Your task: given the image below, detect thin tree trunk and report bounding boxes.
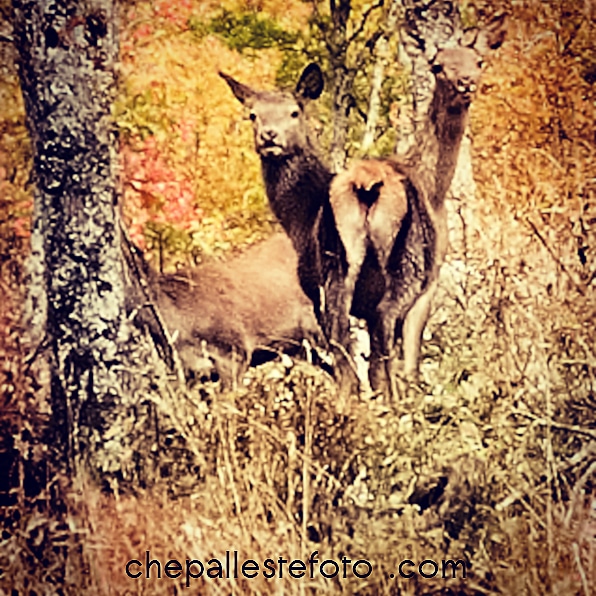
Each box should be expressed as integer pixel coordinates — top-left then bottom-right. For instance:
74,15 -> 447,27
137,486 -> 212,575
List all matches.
360,0 -> 401,153
329,66 -> 352,172
328,0 -> 352,172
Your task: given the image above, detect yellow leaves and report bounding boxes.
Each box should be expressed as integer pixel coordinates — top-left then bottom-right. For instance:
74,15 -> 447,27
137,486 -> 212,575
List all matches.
117,0 -> 306,266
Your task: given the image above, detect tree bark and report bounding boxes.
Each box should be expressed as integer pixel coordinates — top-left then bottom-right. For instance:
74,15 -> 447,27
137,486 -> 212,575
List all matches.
312,0 -> 385,171
360,0 -> 401,153
328,0 -> 352,172
11,0 -> 185,487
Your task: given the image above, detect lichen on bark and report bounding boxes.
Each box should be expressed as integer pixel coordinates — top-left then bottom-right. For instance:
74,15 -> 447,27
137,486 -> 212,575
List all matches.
11,0 -> 200,488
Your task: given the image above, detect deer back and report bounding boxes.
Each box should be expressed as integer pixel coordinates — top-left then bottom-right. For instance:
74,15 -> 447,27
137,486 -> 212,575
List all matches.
153,233 -> 320,386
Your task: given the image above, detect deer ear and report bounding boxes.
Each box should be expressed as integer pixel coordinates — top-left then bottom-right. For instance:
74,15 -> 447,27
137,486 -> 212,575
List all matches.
474,14 -> 507,55
461,27 -> 478,49
219,72 -> 255,105
296,63 -> 324,101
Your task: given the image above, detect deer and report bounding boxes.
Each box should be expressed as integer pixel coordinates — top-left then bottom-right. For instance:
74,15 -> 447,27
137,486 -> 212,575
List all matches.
220,64 -> 367,393
145,233 -> 324,388
328,16 -> 508,398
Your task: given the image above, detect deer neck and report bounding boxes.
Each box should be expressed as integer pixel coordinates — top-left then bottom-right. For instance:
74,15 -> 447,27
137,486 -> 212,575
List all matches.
414,85 -> 470,209
261,150 -> 333,246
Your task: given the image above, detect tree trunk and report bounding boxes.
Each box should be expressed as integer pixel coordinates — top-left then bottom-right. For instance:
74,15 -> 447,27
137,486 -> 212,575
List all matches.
328,0 -> 352,172
360,0 -> 401,153
11,0 -> 184,487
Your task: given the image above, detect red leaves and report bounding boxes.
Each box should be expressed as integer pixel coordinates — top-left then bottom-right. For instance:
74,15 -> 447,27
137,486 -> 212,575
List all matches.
155,0 -> 193,29
121,134 -> 203,249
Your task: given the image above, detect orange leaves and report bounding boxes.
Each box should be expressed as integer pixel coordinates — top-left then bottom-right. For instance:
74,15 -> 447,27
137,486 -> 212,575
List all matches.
155,0 -> 194,29
132,23 -> 154,42
471,1 -> 596,223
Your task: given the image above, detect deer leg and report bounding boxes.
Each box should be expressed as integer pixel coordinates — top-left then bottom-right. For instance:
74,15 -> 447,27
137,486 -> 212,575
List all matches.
323,275 -> 363,397
366,307 -> 398,401
340,247 -> 372,392
402,279 -> 437,382
376,295 -> 404,401
329,200 -> 372,393
369,320 -> 392,398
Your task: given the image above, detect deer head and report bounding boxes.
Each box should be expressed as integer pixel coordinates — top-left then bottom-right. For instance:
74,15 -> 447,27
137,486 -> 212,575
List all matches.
430,14 -> 508,110
220,64 -> 324,159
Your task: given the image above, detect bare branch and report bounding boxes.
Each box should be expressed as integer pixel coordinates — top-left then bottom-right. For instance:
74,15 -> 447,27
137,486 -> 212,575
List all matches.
526,218 -> 585,296
512,408 -> 596,441
347,0 -> 384,46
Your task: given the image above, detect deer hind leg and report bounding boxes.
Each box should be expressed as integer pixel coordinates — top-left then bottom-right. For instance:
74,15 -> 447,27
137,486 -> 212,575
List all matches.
372,294 -> 407,401
328,196 -> 372,394
401,279 -> 437,382
369,334 -> 395,400
340,245 -> 372,393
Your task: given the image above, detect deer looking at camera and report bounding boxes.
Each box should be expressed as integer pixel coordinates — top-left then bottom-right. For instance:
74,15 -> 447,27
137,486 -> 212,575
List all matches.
329,16 -> 507,397
220,65 -> 366,392
146,233 -> 323,388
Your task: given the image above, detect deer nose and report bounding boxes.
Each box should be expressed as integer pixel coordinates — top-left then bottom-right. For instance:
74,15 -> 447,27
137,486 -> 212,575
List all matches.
260,129 -> 278,143
456,78 -> 477,94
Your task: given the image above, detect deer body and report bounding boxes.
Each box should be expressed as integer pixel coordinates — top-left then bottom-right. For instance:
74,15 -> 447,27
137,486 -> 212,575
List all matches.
330,18 -> 507,395
260,151 -> 339,314
221,65 -> 362,391
150,233 -> 322,387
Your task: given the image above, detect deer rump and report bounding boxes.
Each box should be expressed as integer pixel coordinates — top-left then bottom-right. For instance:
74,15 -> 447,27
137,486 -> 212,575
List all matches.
150,233 -> 322,387
331,160 -> 436,360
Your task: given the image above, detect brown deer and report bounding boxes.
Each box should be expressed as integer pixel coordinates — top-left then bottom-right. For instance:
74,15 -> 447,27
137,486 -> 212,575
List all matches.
220,64 -> 365,392
329,16 -> 507,397
148,233 -> 323,387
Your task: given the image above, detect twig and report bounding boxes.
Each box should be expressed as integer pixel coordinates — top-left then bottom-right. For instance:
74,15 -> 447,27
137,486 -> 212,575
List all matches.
544,351 -> 555,584
564,459 -> 596,528
329,338 -> 361,379
120,222 -> 186,385
526,218 -> 585,296
24,333 -> 50,371
573,542 -> 590,596
302,381 -> 313,560
347,0 -> 384,46
218,417 -> 249,541
561,16 -> 585,56
512,408 -> 596,440
496,482 -> 547,530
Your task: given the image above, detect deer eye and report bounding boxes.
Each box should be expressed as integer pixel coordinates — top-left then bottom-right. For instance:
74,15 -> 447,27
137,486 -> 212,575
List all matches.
431,63 -> 444,75
249,112 -> 257,121
477,59 -> 484,68
290,110 -> 300,119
